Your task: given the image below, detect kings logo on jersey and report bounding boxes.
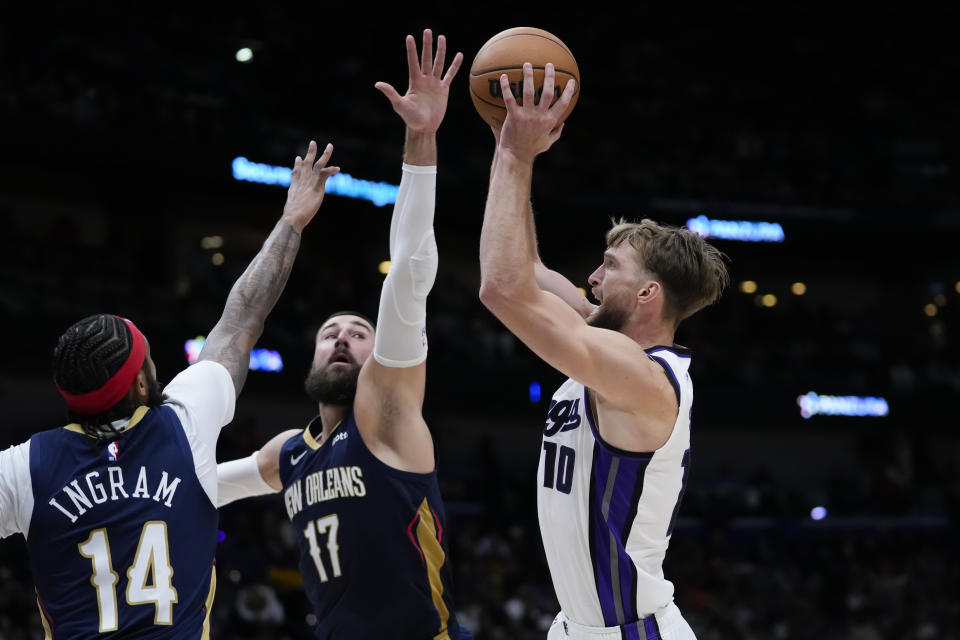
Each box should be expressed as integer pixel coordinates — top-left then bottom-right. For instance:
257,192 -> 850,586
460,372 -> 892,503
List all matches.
107,441 -> 119,461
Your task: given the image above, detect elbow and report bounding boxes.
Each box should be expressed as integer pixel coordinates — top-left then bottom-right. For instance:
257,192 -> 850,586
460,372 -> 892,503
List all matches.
479,279 -> 514,314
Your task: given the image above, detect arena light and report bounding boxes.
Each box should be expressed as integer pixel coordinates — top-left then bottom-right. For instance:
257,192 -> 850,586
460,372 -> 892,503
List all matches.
232,157 -> 399,207
924,304 -> 937,317
797,392 -> 889,419
761,294 -> 777,307
739,280 -> 757,294
235,47 -> 253,63
378,260 -> 391,274
211,252 -> 225,266
185,337 -> 283,371
687,215 -> 785,243
201,235 -> 224,250
791,282 -> 807,295
529,381 -> 541,403
810,506 -> 827,521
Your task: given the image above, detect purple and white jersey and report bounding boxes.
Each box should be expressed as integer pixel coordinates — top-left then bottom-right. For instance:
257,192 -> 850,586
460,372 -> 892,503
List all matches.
537,346 -> 693,629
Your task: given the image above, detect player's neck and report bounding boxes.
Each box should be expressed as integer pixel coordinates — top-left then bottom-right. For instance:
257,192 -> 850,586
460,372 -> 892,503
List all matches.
623,321 -> 675,351
316,403 -> 350,441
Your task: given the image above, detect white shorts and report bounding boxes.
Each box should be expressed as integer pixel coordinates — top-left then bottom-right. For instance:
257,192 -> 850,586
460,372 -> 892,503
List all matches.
547,602 -> 696,640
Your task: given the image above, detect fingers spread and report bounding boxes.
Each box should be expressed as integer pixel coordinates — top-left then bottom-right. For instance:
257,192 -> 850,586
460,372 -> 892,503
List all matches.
313,143 -> 334,171
442,51 -> 464,85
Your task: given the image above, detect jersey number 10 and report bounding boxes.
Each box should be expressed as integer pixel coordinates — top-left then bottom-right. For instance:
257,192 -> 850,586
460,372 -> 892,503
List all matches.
542,441 -> 576,494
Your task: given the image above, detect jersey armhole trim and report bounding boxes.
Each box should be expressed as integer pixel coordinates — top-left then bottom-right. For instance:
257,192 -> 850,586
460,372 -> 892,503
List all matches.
648,355 -> 682,406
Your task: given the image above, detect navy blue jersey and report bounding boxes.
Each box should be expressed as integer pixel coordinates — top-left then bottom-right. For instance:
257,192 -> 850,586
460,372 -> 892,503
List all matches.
27,405 -> 218,639
278,412 -> 459,640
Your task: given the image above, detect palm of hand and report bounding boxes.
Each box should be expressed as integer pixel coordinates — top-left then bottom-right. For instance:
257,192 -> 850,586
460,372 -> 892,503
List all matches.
396,81 -> 449,132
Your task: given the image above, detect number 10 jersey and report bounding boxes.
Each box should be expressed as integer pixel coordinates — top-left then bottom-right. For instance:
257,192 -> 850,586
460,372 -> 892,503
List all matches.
537,346 -> 694,628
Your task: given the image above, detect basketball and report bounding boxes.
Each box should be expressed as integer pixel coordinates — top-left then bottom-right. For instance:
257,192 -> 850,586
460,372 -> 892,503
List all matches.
469,27 -> 580,129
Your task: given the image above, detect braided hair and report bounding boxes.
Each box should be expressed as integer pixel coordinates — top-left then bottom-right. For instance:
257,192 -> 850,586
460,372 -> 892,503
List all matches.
52,314 -> 147,440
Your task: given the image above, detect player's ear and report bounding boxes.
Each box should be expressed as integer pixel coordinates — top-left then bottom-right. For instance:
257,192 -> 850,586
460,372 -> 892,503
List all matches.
132,370 -> 150,403
636,281 -> 661,304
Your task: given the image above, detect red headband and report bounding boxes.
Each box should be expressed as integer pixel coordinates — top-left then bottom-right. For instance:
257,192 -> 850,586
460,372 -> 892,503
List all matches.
57,318 -> 147,415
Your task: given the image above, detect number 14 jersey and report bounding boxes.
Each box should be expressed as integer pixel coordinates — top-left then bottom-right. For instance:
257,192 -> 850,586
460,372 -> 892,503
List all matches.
537,346 -> 694,628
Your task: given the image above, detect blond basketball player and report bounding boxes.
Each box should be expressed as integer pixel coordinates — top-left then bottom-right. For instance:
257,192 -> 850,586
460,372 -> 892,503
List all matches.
479,63 -> 729,640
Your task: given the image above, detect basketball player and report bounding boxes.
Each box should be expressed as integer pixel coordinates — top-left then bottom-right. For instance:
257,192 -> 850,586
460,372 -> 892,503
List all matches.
0,141 -> 339,637
478,63 -> 729,640
215,30 -> 471,640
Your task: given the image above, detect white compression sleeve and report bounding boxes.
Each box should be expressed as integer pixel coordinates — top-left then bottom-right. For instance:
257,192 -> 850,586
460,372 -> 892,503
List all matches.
373,164 -> 438,368
216,451 -> 277,507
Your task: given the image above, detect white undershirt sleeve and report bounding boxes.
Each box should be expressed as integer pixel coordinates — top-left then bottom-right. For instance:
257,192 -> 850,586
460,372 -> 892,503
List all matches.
163,360 -> 236,506
216,451 -> 277,507
0,441 -> 33,539
373,164 -> 438,368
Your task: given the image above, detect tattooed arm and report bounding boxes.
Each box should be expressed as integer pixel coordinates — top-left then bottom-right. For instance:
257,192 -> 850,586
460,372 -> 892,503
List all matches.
198,141 -> 340,395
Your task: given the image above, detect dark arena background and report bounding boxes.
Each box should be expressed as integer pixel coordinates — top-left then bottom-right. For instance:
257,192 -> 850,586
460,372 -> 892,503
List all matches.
1,4 -> 958,639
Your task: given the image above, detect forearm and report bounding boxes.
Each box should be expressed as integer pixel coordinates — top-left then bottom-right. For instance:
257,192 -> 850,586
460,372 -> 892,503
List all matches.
480,151 -> 539,297
374,165 -> 437,367
198,220 -> 301,394
216,451 -> 278,507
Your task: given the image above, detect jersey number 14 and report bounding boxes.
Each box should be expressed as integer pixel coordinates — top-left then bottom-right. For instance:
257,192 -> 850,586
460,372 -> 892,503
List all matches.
78,521 -> 178,632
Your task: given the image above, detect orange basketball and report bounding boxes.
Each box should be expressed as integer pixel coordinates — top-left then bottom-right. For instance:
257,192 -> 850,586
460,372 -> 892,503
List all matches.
469,27 -> 580,129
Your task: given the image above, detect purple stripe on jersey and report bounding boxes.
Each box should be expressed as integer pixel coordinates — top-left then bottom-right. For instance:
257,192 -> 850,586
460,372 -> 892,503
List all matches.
591,442 -> 652,626
591,447 -> 619,625
623,621 -> 642,640
644,615 -> 662,639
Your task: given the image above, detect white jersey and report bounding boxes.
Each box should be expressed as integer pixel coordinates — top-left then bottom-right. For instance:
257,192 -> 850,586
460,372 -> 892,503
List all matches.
537,346 -> 693,628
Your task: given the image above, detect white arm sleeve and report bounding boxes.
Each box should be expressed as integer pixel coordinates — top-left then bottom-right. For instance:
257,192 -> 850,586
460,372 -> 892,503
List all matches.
373,164 -> 438,368
0,441 -> 33,539
216,451 -> 277,508
163,360 -> 236,505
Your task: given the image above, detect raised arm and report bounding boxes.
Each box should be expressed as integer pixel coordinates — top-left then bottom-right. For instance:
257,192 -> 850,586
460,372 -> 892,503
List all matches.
479,64 -> 666,411
488,134 -> 596,319
198,142 -> 339,395
353,29 -> 462,473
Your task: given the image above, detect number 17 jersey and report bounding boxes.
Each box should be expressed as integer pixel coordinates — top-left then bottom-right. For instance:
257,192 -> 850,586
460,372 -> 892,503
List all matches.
278,412 -> 459,640
537,346 -> 694,628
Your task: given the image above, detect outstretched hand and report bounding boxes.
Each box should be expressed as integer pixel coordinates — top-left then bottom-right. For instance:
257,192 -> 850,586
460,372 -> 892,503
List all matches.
282,141 -> 339,233
375,29 -> 464,133
498,62 -> 576,163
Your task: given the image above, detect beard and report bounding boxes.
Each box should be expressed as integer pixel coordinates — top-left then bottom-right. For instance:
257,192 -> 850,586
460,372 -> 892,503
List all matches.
304,361 -> 361,405
587,299 -> 630,331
